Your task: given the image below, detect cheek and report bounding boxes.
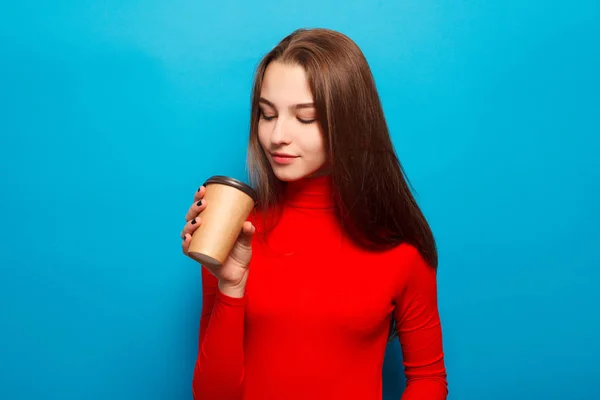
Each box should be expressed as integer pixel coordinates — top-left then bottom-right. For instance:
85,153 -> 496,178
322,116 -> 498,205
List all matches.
257,124 -> 269,148
300,126 -> 326,159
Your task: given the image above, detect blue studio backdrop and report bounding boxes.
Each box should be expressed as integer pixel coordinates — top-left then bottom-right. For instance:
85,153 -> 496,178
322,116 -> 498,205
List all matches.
1,1 -> 599,399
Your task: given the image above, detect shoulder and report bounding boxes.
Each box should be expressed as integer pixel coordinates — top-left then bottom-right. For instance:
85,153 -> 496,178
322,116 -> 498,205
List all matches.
387,242 -> 425,269
387,243 -> 437,291
356,242 -> 425,273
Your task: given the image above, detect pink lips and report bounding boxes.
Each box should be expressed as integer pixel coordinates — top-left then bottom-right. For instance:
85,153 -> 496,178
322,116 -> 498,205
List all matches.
271,152 -> 298,165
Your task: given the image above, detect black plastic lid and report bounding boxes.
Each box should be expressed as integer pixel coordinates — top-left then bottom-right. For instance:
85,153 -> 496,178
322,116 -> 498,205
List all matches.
203,175 -> 258,202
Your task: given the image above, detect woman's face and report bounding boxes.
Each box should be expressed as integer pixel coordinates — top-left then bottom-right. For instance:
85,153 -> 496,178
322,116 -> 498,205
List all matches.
257,61 -> 327,182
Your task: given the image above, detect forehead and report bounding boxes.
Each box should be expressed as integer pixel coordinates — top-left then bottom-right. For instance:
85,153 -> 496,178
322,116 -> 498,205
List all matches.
260,62 -> 314,105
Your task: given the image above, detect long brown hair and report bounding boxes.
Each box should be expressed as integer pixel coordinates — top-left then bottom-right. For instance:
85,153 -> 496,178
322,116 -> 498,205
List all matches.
247,28 -> 437,270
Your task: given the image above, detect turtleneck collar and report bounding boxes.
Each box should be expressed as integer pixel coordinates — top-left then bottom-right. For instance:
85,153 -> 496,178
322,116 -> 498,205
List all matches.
283,174 -> 335,209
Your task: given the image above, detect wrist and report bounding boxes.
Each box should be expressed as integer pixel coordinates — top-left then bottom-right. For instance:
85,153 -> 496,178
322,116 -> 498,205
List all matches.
218,280 -> 246,298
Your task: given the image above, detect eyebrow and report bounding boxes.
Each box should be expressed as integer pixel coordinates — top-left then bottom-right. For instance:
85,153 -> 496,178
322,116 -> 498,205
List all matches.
259,97 -> 315,110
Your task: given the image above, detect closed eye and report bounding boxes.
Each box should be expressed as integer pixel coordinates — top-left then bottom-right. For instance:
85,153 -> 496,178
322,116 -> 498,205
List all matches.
260,109 -> 315,124
260,111 -> 277,121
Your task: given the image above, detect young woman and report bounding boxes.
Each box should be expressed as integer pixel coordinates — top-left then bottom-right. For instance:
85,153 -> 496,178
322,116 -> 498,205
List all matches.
182,28 -> 448,400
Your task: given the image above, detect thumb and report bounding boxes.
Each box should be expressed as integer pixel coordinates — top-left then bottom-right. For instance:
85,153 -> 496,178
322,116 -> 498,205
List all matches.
237,221 -> 255,247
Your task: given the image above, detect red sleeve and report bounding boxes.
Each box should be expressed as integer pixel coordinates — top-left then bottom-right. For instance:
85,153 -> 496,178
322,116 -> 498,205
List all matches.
192,266 -> 246,400
394,247 -> 448,399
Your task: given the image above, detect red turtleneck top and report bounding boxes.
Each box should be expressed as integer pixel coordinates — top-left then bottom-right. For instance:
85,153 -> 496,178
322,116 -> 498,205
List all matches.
192,176 -> 447,399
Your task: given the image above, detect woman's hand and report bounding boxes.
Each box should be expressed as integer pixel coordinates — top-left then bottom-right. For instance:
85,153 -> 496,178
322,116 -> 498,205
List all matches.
181,185 -> 255,297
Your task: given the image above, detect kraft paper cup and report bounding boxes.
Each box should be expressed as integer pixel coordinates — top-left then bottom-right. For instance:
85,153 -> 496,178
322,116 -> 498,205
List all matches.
188,175 -> 258,268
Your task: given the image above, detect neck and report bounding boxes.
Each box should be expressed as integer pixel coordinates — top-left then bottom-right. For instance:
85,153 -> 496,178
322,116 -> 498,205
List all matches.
283,174 -> 335,209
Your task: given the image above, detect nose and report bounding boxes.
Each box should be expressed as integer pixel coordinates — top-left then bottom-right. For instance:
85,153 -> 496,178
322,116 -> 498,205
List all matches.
270,118 -> 292,146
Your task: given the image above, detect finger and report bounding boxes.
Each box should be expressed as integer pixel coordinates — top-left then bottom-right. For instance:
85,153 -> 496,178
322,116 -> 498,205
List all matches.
237,221 -> 255,247
194,185 -> 206,202
243,221 -> 256,234
181,216 -> 202,238
182,233 -> 191,255
185,198 -> 207,222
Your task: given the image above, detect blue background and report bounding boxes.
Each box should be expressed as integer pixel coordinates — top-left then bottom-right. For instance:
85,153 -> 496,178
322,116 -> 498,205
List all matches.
1,1 -> 599,399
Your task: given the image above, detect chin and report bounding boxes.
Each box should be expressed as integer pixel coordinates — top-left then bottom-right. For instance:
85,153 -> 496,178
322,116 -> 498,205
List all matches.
271,166 -> 316,182
272,170 -> 302,182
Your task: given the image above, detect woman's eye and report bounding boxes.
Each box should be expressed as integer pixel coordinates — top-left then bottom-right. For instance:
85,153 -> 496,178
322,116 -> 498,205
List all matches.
260,113 -> 276,121
297,118 -> 316,125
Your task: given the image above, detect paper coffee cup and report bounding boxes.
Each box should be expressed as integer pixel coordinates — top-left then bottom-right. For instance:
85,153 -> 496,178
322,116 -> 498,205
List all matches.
188,175 -> 258,268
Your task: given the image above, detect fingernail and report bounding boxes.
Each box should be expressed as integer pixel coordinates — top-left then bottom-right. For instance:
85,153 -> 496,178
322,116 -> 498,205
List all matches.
196,200 -> 202,207
191,218 -> 197,225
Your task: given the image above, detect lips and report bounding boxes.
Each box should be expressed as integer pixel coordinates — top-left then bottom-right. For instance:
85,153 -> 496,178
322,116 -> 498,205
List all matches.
271,152 -> 297,158
270,152 -> 298,165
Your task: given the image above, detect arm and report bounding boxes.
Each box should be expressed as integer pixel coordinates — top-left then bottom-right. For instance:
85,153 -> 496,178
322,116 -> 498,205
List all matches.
192,266 -> 246,400
394,247 -> 448,399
